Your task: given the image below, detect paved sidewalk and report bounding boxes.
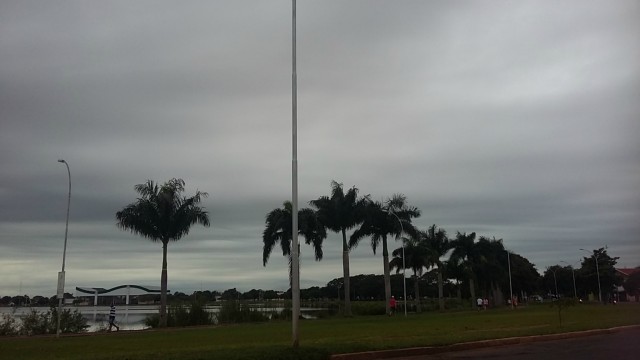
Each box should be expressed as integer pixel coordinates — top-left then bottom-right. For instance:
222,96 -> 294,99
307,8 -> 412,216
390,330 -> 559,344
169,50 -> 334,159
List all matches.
330,325 -> 640,360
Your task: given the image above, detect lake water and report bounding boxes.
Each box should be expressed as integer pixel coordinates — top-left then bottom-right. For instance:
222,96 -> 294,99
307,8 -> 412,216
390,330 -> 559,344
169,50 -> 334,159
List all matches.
0,305 -> 329,332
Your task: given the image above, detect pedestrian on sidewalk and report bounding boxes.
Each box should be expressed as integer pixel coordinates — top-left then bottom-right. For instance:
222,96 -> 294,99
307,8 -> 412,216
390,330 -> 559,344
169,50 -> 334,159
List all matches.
109,301 -> 120,331
389,296 -> 397,316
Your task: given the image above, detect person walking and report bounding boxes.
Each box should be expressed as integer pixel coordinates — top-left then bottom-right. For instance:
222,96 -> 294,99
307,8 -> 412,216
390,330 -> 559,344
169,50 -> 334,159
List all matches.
109,301 -> 120,331
389,296 -> 397,316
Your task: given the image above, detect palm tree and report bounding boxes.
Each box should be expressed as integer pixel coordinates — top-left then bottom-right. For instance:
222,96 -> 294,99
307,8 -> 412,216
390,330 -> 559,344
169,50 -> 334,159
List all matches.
310,180 -> 368,316
390,234 -> 430,313
262,201 -> 327,282
475,236 -> 507,303
116,178 -> 210,328
449,232 -> 478,308
445,258 -> 466,301
422,225 -> 450,311
350,194 -> 420,315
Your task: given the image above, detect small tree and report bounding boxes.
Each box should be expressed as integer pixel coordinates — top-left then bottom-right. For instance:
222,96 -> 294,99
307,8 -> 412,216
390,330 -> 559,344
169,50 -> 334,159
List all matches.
550,297 -> 577,326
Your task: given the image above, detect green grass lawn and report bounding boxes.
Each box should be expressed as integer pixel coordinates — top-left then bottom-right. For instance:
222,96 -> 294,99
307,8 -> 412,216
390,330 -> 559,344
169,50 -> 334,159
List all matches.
1,303 -> 639,360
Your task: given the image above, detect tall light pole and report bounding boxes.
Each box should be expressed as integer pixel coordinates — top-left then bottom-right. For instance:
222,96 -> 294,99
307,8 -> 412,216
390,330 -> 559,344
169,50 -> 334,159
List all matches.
506,250 -> 513,309
580,248 -> 602,303
561,260 -> 578,299
56,159 -> 71,337
290,0 -> 300,348
388,210 -> 407,317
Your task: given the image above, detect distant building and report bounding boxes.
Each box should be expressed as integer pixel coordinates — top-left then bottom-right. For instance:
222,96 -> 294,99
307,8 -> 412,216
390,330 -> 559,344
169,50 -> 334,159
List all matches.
75,285 -> 166,306
615,268 -> 640,302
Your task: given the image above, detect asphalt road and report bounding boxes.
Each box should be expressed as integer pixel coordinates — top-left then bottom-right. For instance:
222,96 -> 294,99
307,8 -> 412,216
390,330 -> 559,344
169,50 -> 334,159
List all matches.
390,327 -> 640,360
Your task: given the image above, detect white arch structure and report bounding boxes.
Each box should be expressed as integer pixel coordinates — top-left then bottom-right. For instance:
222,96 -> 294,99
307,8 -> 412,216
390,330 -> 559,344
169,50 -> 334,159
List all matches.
75,285 -> 165,306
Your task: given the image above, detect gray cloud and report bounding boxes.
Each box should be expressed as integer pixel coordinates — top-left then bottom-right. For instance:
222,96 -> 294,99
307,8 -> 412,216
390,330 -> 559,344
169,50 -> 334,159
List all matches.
1,0 -> 639,296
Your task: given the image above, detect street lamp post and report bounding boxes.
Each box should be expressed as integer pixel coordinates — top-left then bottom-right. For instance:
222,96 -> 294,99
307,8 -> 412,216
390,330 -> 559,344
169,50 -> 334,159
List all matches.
291,0 -> 300,348
561,260 -> 578,299
580,249 -> 602,303
388,211 -> 407,317
56,159 -> 71,337
507,250 -> 513,309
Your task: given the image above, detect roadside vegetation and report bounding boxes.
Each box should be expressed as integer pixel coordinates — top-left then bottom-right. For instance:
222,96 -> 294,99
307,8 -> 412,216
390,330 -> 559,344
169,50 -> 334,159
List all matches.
0,306 -> 87,336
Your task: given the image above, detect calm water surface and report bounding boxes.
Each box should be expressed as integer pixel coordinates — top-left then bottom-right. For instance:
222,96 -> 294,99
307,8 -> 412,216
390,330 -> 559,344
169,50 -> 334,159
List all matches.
0,305 -> 328,332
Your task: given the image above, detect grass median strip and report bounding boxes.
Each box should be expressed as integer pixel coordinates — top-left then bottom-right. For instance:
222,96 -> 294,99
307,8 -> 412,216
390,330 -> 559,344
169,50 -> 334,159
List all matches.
1,304 -> 639,360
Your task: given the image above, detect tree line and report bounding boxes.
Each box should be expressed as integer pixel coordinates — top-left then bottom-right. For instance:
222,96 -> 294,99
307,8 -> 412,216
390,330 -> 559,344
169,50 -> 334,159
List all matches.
262,180 -> 628,314
90,177 -> 630,328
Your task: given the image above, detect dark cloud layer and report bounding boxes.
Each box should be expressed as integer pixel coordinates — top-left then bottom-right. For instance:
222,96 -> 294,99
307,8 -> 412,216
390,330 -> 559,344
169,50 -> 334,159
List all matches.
1,0 -> 639,296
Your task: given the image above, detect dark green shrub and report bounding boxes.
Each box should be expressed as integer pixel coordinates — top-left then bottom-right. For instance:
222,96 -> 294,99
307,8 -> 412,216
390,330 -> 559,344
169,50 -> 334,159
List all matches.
351,301 -> 385,316
168,303 -> 190,327
143,313 -> 159,328
216,300 -> 269,324
188,301 -> 213,326
145,300 -> 214,328
0,314 -> 19,336
19,307 -> 88,335
20,310 -> 50,335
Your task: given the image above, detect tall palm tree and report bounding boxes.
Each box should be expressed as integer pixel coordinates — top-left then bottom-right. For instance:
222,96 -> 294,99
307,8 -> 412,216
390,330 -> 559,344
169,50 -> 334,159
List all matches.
389,234 -> 431,313
449,232 -> 478,308
310,180 -> 368,316
445,257 -> 465,301
350,194 -> 420,315
262,201 -> 327,282
475,236 -> 507,302
116,178 -> 210,327
422,225 -> 450,311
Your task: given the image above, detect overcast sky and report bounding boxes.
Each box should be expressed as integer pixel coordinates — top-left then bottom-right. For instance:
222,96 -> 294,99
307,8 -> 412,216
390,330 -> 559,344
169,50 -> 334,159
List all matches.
1,0 -> 639,297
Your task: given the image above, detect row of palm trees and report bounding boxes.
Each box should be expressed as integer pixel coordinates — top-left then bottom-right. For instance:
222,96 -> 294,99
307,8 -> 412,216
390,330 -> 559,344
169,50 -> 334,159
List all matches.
113,178 -> 517,327
262,180 -> 428,316
392,231 -> 518,311
263,180 -> 526,316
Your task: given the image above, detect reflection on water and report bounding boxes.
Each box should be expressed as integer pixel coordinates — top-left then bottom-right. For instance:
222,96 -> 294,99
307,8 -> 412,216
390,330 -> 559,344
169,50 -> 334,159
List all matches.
0,305 -> 329,332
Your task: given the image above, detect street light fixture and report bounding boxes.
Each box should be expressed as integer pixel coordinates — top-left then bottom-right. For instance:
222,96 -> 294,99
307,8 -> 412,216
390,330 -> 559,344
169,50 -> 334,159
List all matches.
580,248 -> 602,303
561,260 -> 578,299
56,159 -> 71,337
388,210 -> 407,317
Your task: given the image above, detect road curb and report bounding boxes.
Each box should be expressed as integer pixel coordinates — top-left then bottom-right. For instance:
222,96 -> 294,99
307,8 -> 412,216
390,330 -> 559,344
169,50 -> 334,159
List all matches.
329,324 -> 640,360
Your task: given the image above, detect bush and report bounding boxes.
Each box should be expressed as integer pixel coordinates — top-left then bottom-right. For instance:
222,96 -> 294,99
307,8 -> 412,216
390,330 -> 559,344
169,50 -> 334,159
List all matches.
0,314 -> 19,336
351,301 -> 386,316
143,313 -> 159,328
20,310 -> 50,335
144,300 -> 215,328
188,301 -> 213,326
216,300 -> 269,324
18,307 -> 88,335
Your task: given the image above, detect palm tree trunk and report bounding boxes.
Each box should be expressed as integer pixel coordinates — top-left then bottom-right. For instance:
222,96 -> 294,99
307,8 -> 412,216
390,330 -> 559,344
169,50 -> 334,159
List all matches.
437,266 -> 444,311
414,271 -> 421,313
342,229 -> 352,316
160,240 -> 168,327
382,235 -> 391,315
